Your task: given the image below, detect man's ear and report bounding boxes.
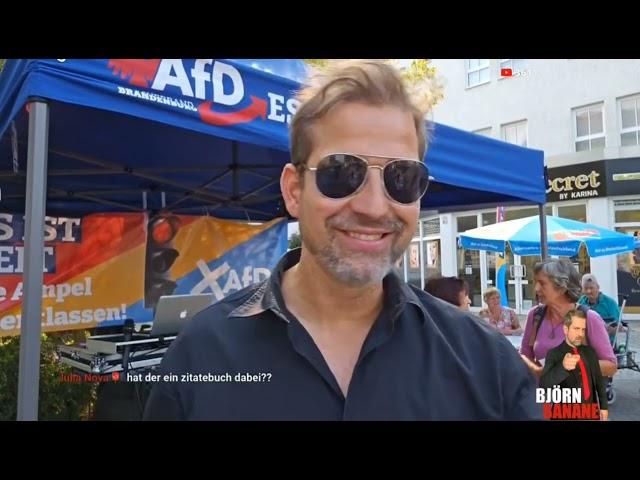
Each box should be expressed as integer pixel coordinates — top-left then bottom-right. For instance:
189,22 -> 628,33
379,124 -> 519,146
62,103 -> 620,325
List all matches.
281,163 -> 302,219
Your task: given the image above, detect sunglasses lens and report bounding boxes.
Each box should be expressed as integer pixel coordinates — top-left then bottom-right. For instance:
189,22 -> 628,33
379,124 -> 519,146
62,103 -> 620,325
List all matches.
315,154 -> 368,199
383,160 -> 430,204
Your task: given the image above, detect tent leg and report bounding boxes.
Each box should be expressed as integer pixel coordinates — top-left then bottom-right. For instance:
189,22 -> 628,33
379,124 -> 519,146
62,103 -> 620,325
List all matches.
17,100 -> 49,421
539,204 -> 548,260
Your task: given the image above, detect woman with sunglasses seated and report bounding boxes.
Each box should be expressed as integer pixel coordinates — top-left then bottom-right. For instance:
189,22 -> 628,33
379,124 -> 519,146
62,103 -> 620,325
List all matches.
424,276 -> 472,311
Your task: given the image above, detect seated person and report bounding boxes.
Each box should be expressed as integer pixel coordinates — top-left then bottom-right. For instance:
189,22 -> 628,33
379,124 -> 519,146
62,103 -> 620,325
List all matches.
425,276 -> 471,311
479,287 -> 522,336
577,273 -> 621,345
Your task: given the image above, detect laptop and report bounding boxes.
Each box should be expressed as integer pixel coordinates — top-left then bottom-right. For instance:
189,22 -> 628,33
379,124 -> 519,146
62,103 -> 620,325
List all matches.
150,293 -> 215,336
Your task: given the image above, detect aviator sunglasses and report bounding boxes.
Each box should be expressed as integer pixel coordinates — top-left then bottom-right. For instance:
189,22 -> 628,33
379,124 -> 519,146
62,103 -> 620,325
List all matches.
305,153 -> 430,204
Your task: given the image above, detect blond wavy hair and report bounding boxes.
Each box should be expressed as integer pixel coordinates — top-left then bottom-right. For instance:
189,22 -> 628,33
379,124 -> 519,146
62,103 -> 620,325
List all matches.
290,60 -> 438,173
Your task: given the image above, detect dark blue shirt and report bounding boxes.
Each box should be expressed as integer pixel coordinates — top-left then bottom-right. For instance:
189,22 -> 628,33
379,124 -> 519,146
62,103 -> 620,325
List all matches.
143,249 -> 541,420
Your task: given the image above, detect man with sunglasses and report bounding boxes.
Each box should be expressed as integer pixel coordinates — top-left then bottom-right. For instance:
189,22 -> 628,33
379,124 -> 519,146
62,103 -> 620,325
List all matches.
144,60 -> 540,420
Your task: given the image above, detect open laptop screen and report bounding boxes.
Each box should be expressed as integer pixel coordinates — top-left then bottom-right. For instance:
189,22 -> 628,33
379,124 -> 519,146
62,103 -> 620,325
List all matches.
150,294 -> 215,336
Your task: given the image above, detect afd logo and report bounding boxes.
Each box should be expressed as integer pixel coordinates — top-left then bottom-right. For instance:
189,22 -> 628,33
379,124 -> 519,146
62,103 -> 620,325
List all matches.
107,59 -> 299,127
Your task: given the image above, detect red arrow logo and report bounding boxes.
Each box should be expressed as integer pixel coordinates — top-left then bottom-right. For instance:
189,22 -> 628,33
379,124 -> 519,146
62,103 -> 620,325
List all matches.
108,59 -> 161,88
552,229 -> 599,240
198,96 -> 267,126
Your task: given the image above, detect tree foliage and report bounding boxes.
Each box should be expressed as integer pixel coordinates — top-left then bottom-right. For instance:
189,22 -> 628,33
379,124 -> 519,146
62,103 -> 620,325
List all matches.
288,232 -> 302,250
303,59 -> 444,109
0,332 -> 97,420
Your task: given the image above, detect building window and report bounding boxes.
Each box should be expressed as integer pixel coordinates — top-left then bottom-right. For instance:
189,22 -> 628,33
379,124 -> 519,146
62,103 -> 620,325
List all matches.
499,59 -> 526,73
422,217 -> 440,236
406,241 -> 422,289
504,206 -> 552,222
557,203 -> 590,276
482,212 -> 497,226
501,120 -> 528,147
619,94 -> 640,147
423,239 -> 441,280
456,215 -> 480,307
473,127 -> 492,137
573,103 -> 605,152
557,204 -> 587,223
614,200 -> 640,314
466,59 -> 490,88
615,200 -> 640,223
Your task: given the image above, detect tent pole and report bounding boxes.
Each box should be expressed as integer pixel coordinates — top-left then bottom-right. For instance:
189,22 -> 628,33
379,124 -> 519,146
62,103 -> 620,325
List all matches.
240,178 -> 280,201
17,100 -> 50,421
166,170 -> 231,209
539,203 -> 548,260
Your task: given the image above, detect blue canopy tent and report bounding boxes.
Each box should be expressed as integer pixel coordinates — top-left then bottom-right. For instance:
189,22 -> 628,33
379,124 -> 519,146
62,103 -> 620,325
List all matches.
0,60 -> 545,217
0,59 -> 545,419
0,59 -> 300,219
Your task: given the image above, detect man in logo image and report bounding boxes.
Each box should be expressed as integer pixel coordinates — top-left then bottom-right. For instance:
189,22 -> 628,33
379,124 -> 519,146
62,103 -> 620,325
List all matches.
144,60 -> 540,420
540,309 -> 608,420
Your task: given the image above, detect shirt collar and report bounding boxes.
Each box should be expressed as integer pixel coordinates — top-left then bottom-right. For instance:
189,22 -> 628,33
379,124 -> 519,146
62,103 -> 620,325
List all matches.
230,248 -> 426,322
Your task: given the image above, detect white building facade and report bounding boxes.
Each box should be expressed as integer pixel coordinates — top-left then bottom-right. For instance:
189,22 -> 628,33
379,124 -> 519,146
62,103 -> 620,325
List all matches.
401,59 -> 640,319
